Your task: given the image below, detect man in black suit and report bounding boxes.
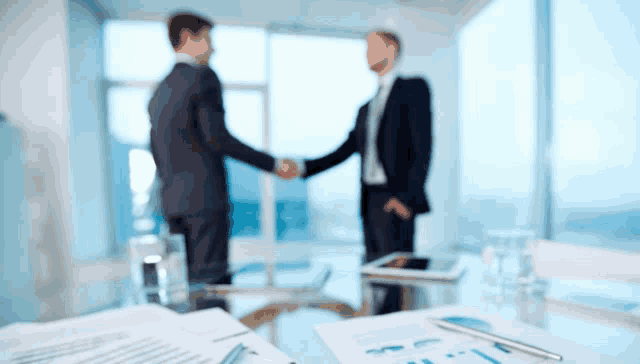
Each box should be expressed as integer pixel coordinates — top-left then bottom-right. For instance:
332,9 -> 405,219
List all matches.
148,12 -> 298,309
295,30 -> 433,315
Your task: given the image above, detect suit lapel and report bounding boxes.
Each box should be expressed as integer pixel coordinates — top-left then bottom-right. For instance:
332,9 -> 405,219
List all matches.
378,77 -> 402,129
375,77 -> 403,155
356,104 -> 369,154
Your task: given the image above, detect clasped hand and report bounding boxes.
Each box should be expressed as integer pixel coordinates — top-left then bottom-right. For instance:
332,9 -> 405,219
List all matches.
275,159 -> 301,180
276,160 -> 411,220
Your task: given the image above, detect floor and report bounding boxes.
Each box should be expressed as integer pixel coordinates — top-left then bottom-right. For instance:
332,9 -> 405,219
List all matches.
225,242 -> 640,364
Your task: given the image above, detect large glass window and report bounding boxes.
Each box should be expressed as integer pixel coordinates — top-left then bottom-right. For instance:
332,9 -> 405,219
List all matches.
270,34 -> 376,242
552,0 -> 640,252
104,21 -> 373,249
107,87 -> 152,147
457,0 -> 536,250
210,25 -> 266,84
104,21 -> 175,82
224,90 -> 264,237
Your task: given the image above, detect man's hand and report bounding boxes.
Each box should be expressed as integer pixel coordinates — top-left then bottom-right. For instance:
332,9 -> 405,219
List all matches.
276,158 -> 300,180
384,197 -> 412,220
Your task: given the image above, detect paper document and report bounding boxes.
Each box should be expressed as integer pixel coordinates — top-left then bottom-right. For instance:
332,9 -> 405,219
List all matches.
180,308 -> 295,364
4,323 -> 229,364
213,331 -> 297,364
347,321 -> 550,364
314,306 -> 605,364
2,304 -> 297,364
179,307 -> 250,342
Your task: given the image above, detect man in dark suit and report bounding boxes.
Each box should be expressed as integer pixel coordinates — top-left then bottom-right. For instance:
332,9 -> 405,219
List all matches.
148,12 -> 298,309
296,30 -> 433,315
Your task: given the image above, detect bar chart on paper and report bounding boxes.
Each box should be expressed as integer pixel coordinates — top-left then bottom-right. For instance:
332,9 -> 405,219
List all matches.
360,329 -> 553,364
313,307 -> 582,364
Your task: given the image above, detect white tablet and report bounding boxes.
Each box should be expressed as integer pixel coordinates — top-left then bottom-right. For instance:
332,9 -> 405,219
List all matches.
361,252 -> 466,283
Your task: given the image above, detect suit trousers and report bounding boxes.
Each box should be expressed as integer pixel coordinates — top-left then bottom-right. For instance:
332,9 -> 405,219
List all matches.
168,211 -> 232,311
362,185 -> 416,315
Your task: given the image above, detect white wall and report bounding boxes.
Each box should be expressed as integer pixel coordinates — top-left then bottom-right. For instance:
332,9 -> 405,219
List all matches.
0,0 -> 74,322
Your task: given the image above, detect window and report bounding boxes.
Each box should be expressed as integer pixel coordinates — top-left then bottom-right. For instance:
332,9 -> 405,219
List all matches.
270,34 -> 375,242
104,21 -> 175,82
106,84 -> 156,249
210,25 -> 266,84
551,0 -> 640,252
457,0 -> 536,250
104,20 -> 373,250
224,90 -> 264,237
107,87 -> 152,147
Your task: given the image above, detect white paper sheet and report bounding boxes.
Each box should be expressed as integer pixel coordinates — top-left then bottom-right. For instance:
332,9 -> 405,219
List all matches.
212,331 -> 298,364
179,307 -> 250,342
0,305 -> 181,354
1,304 -> 296,364
3,323 -> 229,364
313,305 -> 616,364
183,309 -> 296,364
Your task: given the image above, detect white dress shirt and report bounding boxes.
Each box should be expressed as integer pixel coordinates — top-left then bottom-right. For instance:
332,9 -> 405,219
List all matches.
175,52 -> 200,67
174,52 -> 285,174
363,70 -> 397,185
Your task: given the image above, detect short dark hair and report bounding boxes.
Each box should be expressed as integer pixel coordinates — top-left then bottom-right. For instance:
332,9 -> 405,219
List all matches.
168,11 -> 213,49
372,30 -> 402,58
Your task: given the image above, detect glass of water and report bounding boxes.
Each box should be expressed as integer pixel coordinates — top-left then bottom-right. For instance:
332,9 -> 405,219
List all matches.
159,233 -> 189,307
128,234 -> 189,309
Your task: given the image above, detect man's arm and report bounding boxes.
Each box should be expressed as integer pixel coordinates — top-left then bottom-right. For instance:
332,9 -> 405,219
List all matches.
299,129 -> 358,179
396,78 -> 432,210
196,69 -> 278,173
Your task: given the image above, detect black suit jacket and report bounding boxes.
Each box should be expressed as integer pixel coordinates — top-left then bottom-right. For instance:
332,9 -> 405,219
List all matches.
148,63 -> 276,218
303,77 -> 433,216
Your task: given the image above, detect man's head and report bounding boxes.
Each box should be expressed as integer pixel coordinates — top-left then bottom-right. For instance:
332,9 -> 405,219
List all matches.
168,12 -> 214,65
366,30 -> 402,76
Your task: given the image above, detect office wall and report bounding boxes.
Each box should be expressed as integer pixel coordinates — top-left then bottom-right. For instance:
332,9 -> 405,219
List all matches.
0,0 -> 74,322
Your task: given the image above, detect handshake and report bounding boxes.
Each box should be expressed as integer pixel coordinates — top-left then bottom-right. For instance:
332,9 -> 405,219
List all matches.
275,158 -> 303,181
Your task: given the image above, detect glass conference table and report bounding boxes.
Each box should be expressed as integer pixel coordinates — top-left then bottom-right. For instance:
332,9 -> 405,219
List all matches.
98,259 -> 359,348
24,250 -> 640,363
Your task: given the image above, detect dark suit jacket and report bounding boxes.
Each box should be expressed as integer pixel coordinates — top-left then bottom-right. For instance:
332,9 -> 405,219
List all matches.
148,63 -> 276,218
303,77 -> 433,216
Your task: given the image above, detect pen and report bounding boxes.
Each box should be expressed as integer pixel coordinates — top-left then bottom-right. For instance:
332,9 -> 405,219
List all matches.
219,343 -> 247,364
429,318 -> 563,362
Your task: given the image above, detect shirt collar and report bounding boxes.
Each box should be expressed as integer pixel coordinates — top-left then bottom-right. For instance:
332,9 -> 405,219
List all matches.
378,69 -> 397,89
175,52 -> 199,66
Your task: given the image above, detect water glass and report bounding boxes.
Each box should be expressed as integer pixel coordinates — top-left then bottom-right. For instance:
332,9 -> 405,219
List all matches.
129,234 -> 189,307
